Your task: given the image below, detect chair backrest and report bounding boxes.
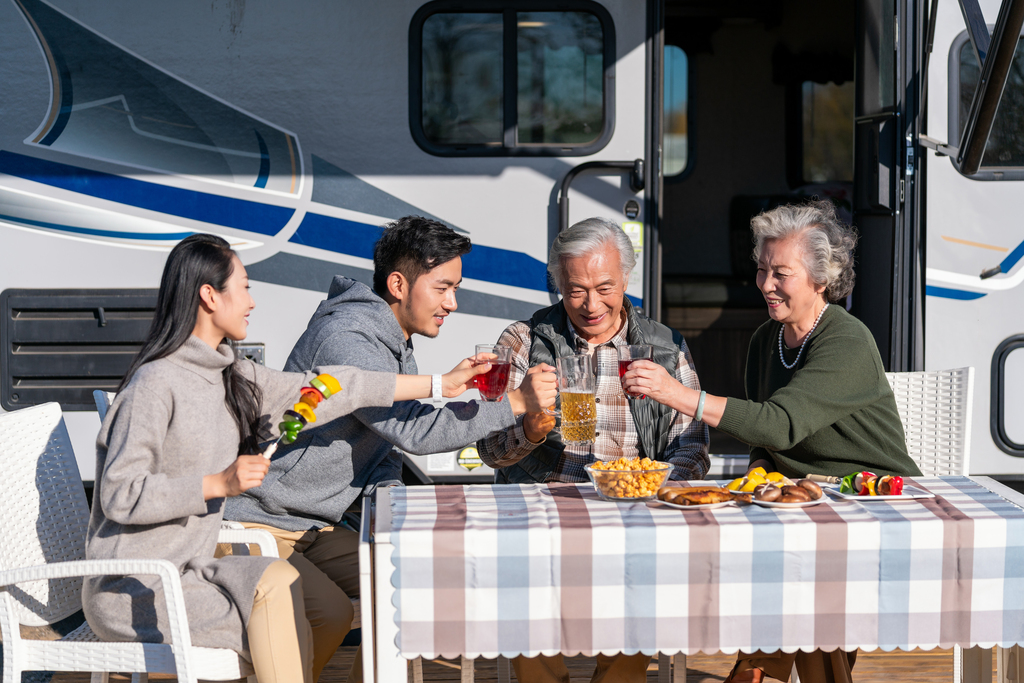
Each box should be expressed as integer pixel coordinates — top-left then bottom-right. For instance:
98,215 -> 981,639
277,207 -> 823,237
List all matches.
885,367 -> 974,476
0,402 -> 90,626
93,390 -> 115,422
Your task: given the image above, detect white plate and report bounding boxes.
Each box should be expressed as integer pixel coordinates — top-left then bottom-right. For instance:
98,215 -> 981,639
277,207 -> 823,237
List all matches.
650,498 -> 735,510
752,497 -> 826,508
824,484 -> 935,501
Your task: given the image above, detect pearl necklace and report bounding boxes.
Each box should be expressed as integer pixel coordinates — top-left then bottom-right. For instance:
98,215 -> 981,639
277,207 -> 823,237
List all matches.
778,303 -> 829,370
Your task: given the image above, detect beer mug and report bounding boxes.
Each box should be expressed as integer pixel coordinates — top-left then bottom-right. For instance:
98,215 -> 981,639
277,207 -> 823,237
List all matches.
544,354 -> 597,444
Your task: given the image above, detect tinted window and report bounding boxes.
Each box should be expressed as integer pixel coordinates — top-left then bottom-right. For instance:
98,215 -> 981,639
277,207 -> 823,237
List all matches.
959,37 -> 1024,167
412,3 -> 614,156
802,81 -> 854,183
517,12 -> 604,145
422,13 -> 504,146
663,45 -> 689,176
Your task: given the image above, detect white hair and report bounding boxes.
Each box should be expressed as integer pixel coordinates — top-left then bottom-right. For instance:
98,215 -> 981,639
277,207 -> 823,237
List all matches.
547,217 -> 636,292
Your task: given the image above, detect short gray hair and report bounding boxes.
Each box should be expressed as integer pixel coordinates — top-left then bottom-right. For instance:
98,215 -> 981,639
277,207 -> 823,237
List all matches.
548,217 -> 636,292
750,200 -> 858,302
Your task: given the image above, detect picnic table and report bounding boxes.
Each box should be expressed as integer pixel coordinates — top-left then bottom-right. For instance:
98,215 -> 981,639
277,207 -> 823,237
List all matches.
361,477 -> 1024,682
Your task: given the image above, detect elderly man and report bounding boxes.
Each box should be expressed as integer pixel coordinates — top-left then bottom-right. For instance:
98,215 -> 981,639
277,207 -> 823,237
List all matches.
478,216 -> 709,683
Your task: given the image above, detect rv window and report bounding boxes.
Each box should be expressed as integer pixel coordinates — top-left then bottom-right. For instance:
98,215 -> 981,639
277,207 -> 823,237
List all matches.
663,45 -> 689,176
802,81 -> 854,183
411,2 -> 614,156
954,33 -> 1024,174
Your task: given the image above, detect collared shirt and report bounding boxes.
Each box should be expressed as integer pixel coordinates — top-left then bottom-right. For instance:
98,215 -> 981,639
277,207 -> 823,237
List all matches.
478,314 -> 710,482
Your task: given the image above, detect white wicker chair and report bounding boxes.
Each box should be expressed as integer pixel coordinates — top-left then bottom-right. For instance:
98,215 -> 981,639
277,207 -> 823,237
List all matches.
0,402 -> 276,683
884,367 -> 974,476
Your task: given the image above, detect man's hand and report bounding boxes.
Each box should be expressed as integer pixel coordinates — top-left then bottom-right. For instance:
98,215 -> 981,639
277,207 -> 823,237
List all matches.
441,356 -> 492,397
523,411 -> 556,443
507,364 -> 557,414
203,455 -> 270,500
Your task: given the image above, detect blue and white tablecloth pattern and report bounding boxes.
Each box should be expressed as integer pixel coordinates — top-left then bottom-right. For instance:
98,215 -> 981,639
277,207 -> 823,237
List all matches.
386,477 -> 1024,659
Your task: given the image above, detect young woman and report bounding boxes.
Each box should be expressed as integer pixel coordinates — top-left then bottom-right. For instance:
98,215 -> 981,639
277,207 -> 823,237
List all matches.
83,233 -> 489,683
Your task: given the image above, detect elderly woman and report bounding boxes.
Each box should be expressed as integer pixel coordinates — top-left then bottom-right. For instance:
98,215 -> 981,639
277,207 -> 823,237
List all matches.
623,200 -> 920,683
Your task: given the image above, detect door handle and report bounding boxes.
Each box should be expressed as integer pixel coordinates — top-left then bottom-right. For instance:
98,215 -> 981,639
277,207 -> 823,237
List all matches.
558,159 -> 644,233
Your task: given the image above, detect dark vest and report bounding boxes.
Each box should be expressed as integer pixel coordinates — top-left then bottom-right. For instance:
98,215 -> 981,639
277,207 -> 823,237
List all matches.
493,299 -> 685,484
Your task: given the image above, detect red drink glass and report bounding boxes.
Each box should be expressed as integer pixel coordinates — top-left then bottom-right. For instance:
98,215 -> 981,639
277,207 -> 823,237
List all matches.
473,344 -> 512,401
618,345 -> 653,399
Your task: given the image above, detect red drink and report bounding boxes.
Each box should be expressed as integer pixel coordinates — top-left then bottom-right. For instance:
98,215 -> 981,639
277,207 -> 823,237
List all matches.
618,360 -> 646,399
474,361 -> 511,401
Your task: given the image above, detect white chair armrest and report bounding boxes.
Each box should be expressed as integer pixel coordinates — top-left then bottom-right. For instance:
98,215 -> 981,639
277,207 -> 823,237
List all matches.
0,559 -> 194,676
216,529 -> 279,558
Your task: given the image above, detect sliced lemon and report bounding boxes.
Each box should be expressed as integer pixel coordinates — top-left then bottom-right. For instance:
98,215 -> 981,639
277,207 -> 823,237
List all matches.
765,472 -> 786,483
726,478 -> 744,491
748,466 -> 768,478
740,479 -> 760,492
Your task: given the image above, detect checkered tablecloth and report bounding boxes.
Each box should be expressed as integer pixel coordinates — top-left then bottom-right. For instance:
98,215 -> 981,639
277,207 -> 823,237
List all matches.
385,477 -> 1024,659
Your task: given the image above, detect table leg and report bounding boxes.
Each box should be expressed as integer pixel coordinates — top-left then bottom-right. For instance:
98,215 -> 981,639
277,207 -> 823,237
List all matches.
960,645 -> 993,683
460,656 -> 474,683
497,655 -> 511,683
412,658 -> 424,683
657,654 -> 686,683
373,538 -> 405,682
997,646 -> 1023,683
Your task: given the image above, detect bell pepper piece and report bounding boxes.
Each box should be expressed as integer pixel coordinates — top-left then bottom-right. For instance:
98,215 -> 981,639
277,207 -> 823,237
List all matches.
861,478 -> 877,496
888,476 -> 904,495
309,377 -> 331,399
280,431 -> 297,445
279,419 -> 304,433
300,393 -> 319,409
840,472 -> 859,494
317,373 -> 342,397
293,402 -> 316,423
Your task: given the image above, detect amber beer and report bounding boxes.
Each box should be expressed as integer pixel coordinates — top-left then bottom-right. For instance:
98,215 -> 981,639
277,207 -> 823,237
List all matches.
559,391 -> 597,443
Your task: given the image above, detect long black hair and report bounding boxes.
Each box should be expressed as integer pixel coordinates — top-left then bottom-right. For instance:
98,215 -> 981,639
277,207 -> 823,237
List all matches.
119,233 -> 263,454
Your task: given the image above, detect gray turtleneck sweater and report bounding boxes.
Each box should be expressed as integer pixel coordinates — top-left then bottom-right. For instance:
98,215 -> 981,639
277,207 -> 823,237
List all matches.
83,335 -> 395,652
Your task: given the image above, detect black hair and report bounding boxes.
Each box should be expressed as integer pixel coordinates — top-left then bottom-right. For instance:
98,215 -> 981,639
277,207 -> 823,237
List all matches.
372,216 -> 471,294
119,233 -> 264,455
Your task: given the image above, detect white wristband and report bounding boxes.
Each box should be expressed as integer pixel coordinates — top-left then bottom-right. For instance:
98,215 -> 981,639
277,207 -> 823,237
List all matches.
431,374 -> 444,403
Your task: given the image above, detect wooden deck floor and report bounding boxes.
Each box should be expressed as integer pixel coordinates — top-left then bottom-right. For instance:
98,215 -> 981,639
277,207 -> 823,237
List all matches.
47,645 -> 988,682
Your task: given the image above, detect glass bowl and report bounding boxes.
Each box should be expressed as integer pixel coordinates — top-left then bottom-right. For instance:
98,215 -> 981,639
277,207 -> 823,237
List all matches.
584,460 -> 673,502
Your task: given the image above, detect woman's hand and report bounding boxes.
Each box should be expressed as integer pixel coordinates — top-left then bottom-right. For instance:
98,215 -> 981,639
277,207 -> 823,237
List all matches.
507,364 -> 557,414
441,356 -> 492,398
203,455 -> 269,500
622,360 -> 682,406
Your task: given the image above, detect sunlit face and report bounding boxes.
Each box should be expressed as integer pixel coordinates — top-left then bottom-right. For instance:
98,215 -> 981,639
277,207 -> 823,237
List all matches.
755,234 -> 826,331
560,244 -> 628,344
394,256 -> 462,339
210,255 -> 254,342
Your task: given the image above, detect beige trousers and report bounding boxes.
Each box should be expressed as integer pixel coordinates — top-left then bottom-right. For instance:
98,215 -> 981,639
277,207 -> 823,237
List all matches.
240,522 -> 361,682
245,559 -> 314,683
733,649 -> 857,683
511,652 -> 651,683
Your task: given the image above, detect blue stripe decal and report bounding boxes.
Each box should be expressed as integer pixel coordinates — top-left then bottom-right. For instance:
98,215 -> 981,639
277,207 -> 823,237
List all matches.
1000,238 -> 1024,274
0,213 -> 194,241
926,285 -> 986,300
290,212 -> 553,293
0,151 -> 293,236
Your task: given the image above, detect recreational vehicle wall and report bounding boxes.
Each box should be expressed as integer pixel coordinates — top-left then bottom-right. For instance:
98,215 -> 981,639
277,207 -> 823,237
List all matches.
0,0 -> 1021,483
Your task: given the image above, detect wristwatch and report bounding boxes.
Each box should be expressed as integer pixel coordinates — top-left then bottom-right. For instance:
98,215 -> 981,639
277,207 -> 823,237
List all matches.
431,374 -> 444,404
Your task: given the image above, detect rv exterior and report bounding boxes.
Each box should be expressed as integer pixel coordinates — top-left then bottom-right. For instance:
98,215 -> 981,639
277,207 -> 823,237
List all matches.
0,0 -> 1021,484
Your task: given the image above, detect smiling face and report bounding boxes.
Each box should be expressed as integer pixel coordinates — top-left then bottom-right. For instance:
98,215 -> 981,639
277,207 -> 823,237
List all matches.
391,256 -> 462,339
756,234 -> 827,332
209,254 -> 254,342
560,243 -> 628,344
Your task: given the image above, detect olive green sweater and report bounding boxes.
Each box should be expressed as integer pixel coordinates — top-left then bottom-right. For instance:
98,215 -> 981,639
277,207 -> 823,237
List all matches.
717,305 -> 921,478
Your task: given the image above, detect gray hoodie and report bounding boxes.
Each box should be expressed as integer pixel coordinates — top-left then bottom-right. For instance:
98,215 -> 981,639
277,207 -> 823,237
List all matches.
224,276 -> 515,531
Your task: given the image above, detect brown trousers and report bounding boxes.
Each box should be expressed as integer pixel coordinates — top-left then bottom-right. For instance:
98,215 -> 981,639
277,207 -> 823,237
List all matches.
245,560 -> 314,683
511,652 -> 651,683
235,523 -> 362,682
734,649 -> 857,683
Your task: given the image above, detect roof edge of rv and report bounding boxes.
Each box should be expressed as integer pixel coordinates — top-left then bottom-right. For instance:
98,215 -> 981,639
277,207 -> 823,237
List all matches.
956,0 -> 1024,176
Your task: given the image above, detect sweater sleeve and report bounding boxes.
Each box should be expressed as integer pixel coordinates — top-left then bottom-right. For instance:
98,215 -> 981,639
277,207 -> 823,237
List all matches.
242,361 -> 397,440
98,384 -> 207,526
718,328 -> 889,452
305,328 -> 516,454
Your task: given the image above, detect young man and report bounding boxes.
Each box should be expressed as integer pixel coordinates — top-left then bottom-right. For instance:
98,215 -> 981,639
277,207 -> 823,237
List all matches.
478,216 -> 709,683
224,216 -> 555,681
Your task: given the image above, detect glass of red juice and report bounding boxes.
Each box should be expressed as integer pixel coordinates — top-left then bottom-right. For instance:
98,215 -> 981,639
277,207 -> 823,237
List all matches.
617,345 -> 653,399
473,344 -> 512,401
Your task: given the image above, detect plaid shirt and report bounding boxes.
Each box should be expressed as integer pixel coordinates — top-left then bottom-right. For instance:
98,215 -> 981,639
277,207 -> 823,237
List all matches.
478,315 -> 710,482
